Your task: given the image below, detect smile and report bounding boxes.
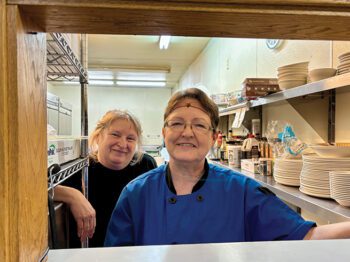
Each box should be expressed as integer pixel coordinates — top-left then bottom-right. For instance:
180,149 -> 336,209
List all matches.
176,143 -> 196,147
112,149 -> 128,154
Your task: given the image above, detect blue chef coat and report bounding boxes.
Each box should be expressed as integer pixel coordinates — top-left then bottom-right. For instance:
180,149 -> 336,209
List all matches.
104,163 -> 315,246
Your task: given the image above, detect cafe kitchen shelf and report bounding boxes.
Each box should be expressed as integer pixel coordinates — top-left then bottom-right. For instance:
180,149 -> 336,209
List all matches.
47,33 -> 88,84
48,157 -> 89,191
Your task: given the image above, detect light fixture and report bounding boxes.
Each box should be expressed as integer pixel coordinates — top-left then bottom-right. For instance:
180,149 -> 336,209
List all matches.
89,65 -> 170,73
159,35 -> 171,50
89,80 -> 114,85
116,80 -> 166,87
87,66 -> 170,87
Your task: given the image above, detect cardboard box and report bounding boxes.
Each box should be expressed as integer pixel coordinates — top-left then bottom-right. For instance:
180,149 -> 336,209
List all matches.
47,138 -> 81,167
243,78 -> 278,85
241,83 -> 280,100
240,159 -> 259,173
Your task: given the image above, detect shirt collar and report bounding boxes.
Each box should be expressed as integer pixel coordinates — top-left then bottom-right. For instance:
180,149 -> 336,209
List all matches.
165,160 -> 209,195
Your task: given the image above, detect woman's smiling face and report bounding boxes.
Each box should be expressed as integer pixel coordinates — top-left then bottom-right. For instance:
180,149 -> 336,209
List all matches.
97,119 -> 138,170
162,98 -> 216,165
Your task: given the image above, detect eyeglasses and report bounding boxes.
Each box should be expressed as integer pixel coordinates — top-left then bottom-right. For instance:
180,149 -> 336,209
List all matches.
165,120 -> 213,134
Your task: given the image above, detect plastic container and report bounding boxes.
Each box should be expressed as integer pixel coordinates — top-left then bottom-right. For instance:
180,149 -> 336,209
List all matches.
227,145 -> 241,167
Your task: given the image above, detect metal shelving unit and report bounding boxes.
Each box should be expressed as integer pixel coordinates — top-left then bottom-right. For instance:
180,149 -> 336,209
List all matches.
218,101 -> 250,117
219,72 -> 350,116
212,160 -> 350,223
47,33 -> 88,84
218,73 -> 350,143
250,72 -> 350,108
48,157 -> 89,191
46,33 -> 90,248
46,32 -> 89,192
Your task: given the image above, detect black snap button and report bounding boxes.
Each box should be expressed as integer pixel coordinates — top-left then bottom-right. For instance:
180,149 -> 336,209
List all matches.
196,195 -> 204,202
168,197 -> 177,204
171,242 -> 178,245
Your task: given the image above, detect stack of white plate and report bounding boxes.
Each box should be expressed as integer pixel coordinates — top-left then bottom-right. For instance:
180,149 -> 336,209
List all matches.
329,171 -> 350,207
277,62 -> 309,90
273,158 -> 303,186
337,51 -> 350,75
300,154 -> 350,198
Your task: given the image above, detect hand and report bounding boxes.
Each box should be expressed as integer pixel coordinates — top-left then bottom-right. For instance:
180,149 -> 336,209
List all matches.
68,191 -> 96,242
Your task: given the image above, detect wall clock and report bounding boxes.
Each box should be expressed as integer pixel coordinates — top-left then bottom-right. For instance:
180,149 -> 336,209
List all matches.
266,39 -> 282,49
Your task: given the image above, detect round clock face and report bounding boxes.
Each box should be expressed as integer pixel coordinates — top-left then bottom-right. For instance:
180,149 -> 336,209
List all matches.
266,39 -> 282,49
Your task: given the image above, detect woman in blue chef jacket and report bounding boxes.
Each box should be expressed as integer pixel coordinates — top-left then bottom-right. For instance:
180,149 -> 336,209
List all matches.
105,88 -> 350,246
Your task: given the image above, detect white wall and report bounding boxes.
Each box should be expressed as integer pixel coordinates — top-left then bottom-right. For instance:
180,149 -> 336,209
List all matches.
48,82 -> 171,145
177,38 -> 350,143
179,38 -> 331,94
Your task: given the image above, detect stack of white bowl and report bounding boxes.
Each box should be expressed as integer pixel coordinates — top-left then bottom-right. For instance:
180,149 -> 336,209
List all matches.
277,62 -> 309,90
337,51 -> 350,75
329,171 -> 350,207
273,158 -> 303,186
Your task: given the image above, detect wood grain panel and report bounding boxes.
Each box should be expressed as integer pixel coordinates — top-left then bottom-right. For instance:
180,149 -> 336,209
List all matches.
5,6 -> 48,262
0,0 -> 9,261
18,5 -> 350,40
8,0 -> 350,8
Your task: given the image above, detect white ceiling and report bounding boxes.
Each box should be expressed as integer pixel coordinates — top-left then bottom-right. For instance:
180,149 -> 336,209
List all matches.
87,34 -> 210,88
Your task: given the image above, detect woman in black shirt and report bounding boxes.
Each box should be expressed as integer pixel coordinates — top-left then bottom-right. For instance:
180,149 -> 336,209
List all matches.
54,109 -> 157,247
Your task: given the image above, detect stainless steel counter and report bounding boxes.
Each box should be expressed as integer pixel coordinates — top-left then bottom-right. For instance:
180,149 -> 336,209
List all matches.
212,161 -> 350,223
48,239 -> 350,261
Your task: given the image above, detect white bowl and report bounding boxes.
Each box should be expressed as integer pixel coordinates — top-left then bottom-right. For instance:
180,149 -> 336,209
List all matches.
309,145 -> 350,158
278,80 -> 306,90
277,68 -> 308,74
338,51 -> 350,61
278,61 -> 309,70
309,68 -> 337,82
278,72 -> 308,79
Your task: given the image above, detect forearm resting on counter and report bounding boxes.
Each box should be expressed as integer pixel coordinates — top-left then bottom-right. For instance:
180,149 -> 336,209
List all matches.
53,185 -> 96,240
304,222 -> 350,240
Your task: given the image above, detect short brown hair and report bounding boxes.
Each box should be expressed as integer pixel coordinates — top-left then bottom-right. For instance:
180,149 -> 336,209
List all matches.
89,109 -> 143,164
164,88 -> 219,131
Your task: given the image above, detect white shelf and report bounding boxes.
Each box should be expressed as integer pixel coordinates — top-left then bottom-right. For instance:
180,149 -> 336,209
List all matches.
250,72 -> 350,107
218,73 -> 350,116
212,160 -> 350,223
219,101 -> 249,116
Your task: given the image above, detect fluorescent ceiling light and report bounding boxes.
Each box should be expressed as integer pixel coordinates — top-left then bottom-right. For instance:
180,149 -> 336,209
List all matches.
116,71 -> 166,81
159,35 -> 171,50
116,81 -> 166,87
88,70 -> 114,80
89,65 -> 170,73
62,81 -> 80,85
89,80 -> 114,85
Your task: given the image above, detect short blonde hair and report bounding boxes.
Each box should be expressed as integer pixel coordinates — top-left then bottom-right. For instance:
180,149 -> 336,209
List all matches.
89,109 -> 143,164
